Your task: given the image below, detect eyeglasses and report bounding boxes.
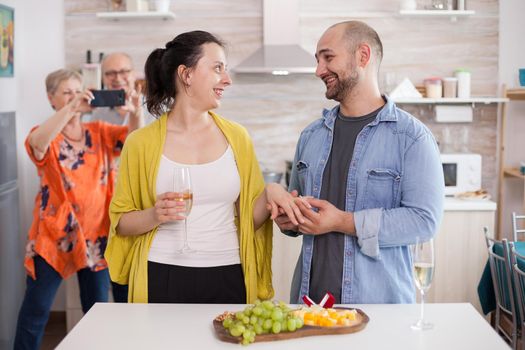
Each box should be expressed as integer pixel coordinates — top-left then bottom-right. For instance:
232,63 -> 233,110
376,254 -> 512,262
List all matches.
58,89 -> 82,97
104,69 -> 132,79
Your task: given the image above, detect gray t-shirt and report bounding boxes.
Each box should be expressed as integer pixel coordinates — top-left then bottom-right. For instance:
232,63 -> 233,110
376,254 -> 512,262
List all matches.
87,107 -> 127,125
309,106 -> 381,304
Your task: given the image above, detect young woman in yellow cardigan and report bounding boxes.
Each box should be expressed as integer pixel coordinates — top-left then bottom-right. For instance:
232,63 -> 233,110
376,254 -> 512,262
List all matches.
105,31 -> 303,303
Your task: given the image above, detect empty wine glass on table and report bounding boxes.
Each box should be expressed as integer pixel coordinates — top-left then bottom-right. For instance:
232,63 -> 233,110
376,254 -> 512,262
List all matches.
173,167 -> 193,254
411,237 -> 435,331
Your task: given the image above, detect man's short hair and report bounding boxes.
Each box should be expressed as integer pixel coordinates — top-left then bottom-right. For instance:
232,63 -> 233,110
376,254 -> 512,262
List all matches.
336,21 -> 383,65
45,69 -> 82,94
100,52 -> 134,72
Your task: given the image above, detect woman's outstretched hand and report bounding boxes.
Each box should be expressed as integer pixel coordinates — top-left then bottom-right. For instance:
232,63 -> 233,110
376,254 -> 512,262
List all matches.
265,183 -> 311,226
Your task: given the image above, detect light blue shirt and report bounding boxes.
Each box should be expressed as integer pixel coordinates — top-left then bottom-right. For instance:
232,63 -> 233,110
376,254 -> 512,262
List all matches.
287,97 -> 444,304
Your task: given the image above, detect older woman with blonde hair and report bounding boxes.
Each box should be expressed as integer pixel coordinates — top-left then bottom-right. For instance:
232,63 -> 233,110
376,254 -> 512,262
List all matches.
14,68 -> 141,350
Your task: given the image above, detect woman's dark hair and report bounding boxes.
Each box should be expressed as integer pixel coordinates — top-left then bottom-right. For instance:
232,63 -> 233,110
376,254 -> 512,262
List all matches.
144,30 -> 225,117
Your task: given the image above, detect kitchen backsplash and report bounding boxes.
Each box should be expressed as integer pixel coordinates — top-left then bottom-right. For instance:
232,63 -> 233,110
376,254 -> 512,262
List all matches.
402,104 -> 498,196
65,0 -> 500,196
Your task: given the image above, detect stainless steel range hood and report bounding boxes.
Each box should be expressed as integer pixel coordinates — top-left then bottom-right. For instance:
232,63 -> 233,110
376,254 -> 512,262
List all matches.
232,0 -> 315,75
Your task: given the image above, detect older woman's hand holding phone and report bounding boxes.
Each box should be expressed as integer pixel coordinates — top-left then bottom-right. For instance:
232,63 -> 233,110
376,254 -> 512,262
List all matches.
69,89 -> 95,116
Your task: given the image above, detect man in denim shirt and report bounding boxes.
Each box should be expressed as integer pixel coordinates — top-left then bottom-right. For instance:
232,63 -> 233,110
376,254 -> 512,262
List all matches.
274,21 -> 444,304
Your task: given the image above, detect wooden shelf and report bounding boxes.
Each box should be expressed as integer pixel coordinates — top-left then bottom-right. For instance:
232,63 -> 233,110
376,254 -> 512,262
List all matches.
301,10 -> 476,19
95,11 -> 175,20
498,84 -> 525,237
393,97 -> 508,104
506,88 -> 525,101
504,168 -> 525,179
300,11 -> 392,18
399,10 -> 475,17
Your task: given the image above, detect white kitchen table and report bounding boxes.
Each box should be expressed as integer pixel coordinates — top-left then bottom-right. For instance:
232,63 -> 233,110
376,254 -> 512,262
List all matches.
56,303 -> 508,350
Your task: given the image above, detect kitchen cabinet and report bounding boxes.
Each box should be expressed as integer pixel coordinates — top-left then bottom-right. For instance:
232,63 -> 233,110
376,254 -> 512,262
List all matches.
497,87 -> 525,238
272,223 -> 302,302
425,200 -> 496,315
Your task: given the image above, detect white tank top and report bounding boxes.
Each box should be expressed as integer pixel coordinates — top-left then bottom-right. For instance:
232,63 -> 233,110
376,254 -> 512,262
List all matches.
148,146 -> 241,267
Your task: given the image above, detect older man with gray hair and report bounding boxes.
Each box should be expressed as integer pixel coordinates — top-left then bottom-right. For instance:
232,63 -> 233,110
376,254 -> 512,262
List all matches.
88,52 -> 145,126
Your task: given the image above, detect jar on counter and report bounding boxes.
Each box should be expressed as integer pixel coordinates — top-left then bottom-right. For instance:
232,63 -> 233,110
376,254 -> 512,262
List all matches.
455,69 -> 471,98
442,77 -> 458,98
424,77 -> 443,98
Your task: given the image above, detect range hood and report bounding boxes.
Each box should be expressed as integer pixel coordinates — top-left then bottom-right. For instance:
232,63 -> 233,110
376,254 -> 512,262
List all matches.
233,0 -> 315,75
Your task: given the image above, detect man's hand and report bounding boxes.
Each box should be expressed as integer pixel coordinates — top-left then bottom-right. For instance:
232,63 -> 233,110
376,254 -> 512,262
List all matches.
117,83 -> 143,119
274,211 -> 299,233
296,197 -> 356,235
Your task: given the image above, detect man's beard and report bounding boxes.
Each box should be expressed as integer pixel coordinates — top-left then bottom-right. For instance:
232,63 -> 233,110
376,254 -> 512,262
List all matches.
325,69 -> 359,102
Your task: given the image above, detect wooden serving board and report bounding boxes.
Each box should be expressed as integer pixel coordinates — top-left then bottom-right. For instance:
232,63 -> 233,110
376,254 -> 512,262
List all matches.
213,307 -> 369,344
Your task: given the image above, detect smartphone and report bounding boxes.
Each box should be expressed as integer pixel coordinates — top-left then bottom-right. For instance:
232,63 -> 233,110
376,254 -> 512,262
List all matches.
90,89 -> 126,107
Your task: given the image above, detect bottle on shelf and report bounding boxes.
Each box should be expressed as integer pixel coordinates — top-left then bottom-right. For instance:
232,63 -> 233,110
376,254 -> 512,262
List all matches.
442,77 -> 458,98
424,77 -> 443,98
82,50 -> 101,90
126,0 -> 149,12
455,68 -> 471,98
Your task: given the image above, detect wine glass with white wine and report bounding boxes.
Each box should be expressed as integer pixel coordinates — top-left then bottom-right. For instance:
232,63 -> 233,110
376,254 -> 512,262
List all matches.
173,167 -> 194,254
411,237 -> 435,330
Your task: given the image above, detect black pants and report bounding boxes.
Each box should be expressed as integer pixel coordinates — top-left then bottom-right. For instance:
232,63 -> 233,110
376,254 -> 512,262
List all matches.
147,261 -> 246,304
111,281 -> 128,303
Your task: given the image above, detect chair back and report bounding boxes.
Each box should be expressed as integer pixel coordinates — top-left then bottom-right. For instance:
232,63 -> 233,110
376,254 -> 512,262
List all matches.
510,244 -> 525,332
485,228 -> 518,346
513,212 -> 525,242
487,237 -> 515,314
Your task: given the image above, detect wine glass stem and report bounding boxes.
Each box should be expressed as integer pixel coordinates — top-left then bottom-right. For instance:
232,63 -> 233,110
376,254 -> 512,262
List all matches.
183,218 -> 188,247
420,289 -> 425,322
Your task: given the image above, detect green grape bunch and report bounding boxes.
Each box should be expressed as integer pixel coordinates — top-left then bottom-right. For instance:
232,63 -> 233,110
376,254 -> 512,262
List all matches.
221,299 -> 304,345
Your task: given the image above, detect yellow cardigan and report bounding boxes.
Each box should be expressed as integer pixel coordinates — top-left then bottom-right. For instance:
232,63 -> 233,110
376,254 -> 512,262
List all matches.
105,112 -> 274,303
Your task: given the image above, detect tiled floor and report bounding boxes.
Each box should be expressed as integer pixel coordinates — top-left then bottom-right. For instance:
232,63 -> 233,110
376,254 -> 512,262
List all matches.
41,312 -> 67,350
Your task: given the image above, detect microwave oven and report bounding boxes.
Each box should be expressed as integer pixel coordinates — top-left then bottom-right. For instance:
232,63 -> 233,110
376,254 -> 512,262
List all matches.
441,153 -> 482,196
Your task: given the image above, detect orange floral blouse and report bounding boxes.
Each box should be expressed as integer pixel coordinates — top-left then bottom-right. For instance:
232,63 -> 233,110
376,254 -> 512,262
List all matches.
24,121 -> 128,279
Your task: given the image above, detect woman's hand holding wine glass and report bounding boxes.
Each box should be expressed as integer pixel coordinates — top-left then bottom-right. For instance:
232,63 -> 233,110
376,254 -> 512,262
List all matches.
153,192 -> 189,224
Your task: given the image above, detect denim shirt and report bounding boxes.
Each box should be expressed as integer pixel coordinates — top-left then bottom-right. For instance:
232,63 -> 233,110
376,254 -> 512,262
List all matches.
287,97 -> 444,304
